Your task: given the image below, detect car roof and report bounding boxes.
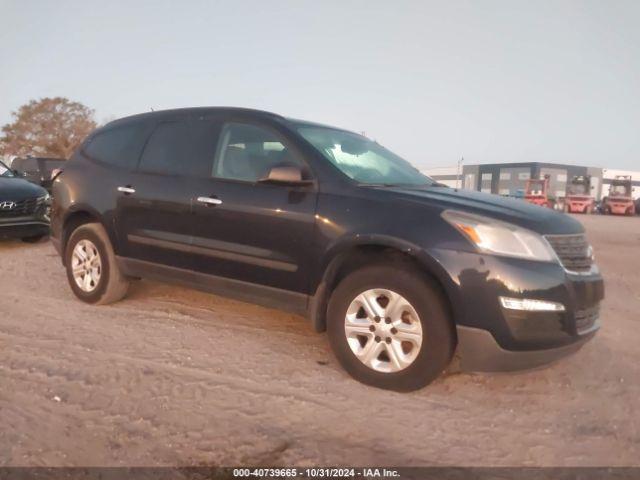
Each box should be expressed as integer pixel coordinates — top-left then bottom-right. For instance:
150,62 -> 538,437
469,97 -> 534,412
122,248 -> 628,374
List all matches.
104,107 -> 285,128
14,157 -> 65,162
102,107 -> 358,135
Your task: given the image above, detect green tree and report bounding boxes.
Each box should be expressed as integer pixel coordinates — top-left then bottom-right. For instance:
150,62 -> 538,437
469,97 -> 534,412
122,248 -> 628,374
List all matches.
0,97 -> 97,159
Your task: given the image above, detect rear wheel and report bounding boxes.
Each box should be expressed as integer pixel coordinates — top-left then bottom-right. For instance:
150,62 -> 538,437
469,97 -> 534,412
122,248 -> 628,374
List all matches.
326,264 -> 454,391
64,223 -> 130,304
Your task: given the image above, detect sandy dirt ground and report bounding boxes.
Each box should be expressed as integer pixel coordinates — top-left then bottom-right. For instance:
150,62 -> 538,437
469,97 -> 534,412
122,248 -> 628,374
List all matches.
1,215 -> 639,467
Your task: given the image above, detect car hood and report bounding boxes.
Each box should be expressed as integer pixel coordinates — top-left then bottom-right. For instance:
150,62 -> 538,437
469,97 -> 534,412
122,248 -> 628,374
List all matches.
0,177 -> 47,202
377,185 -> 584,235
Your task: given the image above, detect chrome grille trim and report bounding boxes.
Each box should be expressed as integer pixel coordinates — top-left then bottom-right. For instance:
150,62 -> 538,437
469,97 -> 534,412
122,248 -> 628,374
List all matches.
0,196 -> 46,218
544,233 -> 595,274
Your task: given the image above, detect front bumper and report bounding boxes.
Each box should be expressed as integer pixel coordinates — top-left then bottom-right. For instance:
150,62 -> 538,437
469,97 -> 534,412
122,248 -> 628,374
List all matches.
608,202 -> 634,215
567,201 -> 592,213
430,248 -> 604,371
0,218 -> 50,240
456,325 -> 596,372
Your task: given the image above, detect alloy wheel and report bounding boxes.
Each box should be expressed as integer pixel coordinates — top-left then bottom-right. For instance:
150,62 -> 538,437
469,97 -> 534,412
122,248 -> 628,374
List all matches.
71,239 -> 102,292
344,289 -> 423,373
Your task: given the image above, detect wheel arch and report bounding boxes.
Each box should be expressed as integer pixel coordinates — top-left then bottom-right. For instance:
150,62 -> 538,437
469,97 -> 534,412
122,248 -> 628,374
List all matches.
61,206 -> 115,258
309,235 -> 462,334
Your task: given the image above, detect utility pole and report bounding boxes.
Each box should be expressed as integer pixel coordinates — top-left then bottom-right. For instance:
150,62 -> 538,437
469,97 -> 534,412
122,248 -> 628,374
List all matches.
456,156 -> 464,189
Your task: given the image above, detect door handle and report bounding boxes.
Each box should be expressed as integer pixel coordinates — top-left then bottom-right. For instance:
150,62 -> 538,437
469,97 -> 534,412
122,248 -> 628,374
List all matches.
117,186 -> 136,195
197,196 -> 223,206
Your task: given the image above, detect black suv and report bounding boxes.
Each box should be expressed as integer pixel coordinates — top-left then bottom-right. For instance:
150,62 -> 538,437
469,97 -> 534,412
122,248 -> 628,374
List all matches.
0,160 -> 50,242
50,108 -> 604,391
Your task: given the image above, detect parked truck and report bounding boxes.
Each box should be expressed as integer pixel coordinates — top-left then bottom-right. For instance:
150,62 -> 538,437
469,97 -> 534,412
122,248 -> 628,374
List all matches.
524,175 -> 556,209
602,175 -> 635,215
565,175 -> 594,214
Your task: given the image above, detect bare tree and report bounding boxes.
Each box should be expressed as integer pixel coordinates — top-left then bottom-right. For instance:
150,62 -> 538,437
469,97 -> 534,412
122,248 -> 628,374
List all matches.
0,97 -> 97,159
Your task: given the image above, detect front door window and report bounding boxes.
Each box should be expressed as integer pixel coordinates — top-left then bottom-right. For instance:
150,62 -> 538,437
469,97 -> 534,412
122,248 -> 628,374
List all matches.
213,123 -> 306,182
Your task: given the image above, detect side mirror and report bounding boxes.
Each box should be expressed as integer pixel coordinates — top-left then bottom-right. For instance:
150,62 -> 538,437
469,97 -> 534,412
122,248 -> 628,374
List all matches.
259,165 -> 313,186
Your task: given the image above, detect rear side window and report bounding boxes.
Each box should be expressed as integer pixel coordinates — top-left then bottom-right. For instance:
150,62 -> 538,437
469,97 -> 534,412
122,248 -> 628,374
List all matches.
138,121 -> 191,175
84,123 -> 149,169
138,120 -> 220,177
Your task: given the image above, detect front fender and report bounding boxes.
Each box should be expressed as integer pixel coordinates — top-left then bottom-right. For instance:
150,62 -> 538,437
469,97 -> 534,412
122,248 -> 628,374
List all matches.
310,234 -> 464,332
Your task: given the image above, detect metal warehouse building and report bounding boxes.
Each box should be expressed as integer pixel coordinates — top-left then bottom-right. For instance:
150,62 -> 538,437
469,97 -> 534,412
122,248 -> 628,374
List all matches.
423,163 -> 640,201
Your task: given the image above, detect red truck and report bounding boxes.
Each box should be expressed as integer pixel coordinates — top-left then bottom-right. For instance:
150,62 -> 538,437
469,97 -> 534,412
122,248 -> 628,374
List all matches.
565,175 -> 594,214
524,175 -> 556,209
602,176 -> 635,215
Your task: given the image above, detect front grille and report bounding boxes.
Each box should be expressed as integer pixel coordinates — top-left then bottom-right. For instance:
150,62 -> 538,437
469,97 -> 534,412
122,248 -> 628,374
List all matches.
574,305 -> 599,333
545,234 -> 594,273
0,197 -> 44,218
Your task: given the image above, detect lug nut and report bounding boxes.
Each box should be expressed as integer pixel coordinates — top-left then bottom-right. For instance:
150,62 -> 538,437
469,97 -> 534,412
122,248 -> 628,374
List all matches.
385,317 -> 391,324
369,325 -> 376,332
374,316 -> 381,323
385,337 -> 392,344
390,327 -> 398,334
375,336 -> 381,343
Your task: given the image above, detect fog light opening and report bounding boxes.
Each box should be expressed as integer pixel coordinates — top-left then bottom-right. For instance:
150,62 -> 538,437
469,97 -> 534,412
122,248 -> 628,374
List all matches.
499,296 -> 565,312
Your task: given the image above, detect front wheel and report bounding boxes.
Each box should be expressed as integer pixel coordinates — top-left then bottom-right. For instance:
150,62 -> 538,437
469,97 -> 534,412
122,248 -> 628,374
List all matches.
64,223 -> 130,305
326,264 -> 455,391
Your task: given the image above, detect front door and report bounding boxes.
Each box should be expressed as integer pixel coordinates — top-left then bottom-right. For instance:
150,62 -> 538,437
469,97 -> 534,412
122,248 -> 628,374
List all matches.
188,121 -> 318,295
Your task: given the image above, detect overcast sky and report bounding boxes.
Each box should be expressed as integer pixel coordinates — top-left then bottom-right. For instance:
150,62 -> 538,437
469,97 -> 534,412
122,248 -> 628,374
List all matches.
1,0 -> 639,169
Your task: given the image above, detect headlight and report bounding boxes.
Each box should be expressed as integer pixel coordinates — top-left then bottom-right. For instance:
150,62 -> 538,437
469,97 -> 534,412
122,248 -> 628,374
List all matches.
38,193 -> 51,220
441,210 -> 557,262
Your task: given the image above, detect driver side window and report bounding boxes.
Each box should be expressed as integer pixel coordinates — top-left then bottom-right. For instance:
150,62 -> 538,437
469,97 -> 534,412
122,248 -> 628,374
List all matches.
212,122 -> 304,182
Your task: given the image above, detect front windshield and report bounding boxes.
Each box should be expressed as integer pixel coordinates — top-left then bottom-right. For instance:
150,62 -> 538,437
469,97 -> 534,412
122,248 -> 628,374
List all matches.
569,184 -> 587,195
297,125 -> 434,186
611,184 -> 630,196
0,161 -> 14,178
527,181 -> 545,195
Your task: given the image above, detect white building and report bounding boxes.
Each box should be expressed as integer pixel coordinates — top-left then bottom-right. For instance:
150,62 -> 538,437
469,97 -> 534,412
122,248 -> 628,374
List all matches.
421,166 -> 462,188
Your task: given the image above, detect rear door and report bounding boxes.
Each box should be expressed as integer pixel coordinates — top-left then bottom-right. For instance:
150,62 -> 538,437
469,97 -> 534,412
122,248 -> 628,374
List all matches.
80,120 -> 155,252
188,120 -> 318,295
115,118 -> 217,270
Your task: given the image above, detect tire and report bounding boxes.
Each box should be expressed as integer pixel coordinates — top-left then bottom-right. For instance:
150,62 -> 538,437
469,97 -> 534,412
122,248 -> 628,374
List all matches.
64,222 -> 130,305
21,234 -> 47,243
326,263 -> 455,391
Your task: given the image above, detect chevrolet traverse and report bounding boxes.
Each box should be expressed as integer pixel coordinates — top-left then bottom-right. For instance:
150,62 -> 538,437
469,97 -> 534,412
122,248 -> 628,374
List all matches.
50,108 -> 604,391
